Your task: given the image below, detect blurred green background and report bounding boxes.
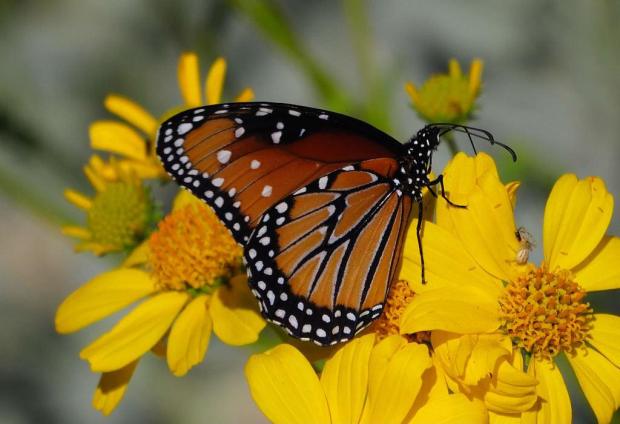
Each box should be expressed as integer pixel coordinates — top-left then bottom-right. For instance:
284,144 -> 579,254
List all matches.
1,1 -> 619,423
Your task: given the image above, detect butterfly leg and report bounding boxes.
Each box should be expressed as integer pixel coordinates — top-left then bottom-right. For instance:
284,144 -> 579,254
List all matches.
426,174 -> 466,209
416,201 -> 426,285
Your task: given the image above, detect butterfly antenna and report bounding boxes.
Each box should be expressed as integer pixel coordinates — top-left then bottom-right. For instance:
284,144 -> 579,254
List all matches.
431,123 -> 517,161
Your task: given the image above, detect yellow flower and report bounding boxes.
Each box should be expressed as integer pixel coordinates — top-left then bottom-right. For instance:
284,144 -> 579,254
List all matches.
245,334 -> 487,424
400,153 -> 620,424
91,52 -> 254,180
62,155 -> 157,255
405,58 -> 483,124
56,190 -> 266,415
368,267 -> 536,420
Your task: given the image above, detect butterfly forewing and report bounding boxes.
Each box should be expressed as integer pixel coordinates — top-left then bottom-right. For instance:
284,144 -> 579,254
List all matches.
244,158 -> 412,345
156,102 -> 404,245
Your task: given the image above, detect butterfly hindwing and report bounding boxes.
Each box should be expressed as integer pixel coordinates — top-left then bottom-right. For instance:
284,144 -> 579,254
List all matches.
156,102 -> 404,244
244,158 -> 412,345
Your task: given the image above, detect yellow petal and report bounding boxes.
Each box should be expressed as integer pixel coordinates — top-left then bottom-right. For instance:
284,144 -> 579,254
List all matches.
235,87 -> 255,102
407,360 -> 452,419
90,121 -> 147,161
409,394 -> 487,424
210,275 -> 266,345
320,334 -> 375,424
567,346 -> 620,424
440,152 -> 499,200
84,161 -> 106,192
122,239 -> 150,268
206,57 -> 226,105
80,291 -> 189,372
55,269 -> 156,333
470,337 -> 518,388
543,175 -> 613,270
167,295 -> 212,376
525,357 -> 571,424
245,344 -> 330,424
400,286 -> 500,334
74,241 -> 114,255
574,236 -> 620,291
61,225 -> 91,240
400,220 -> 502,295
484,360 -> 538,414
469,59 -> 484,95
490,359 -> 538,399
505,181 -> 520,210
104,94 -> 158,136
449,58 -> 462,78
489,412 -> 522,424
117,158 -> 164,180
484,390 -> 537,415
405,82 -> 421,106
93,360 -> 138,416
178,52 -> 202,106
432,332 -> 512,387
64,189 -> 92,210
172,188 -> 200,210
361,337 -> 432,424
589,314 -> 620,368
441,171 -> 520,281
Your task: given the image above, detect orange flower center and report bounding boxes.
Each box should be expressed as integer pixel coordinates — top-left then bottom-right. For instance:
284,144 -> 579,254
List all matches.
499,265 -> 592,360
148,202 -> 242,292
372,280 -> 429,343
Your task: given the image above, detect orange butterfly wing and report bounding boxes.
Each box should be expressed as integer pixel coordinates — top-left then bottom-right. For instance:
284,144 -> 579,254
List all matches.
157,103 -> 403,244
245,158 -> 411,345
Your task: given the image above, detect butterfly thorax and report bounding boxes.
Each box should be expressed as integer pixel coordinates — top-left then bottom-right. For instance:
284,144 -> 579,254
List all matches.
397,126 -> 441,200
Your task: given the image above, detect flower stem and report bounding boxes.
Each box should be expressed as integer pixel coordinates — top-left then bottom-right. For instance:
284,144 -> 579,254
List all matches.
0,166 -> 73,225
232,0 -> 351,111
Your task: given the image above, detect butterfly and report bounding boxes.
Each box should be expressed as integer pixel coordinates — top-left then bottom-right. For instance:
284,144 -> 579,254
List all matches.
156,102 -> 516,346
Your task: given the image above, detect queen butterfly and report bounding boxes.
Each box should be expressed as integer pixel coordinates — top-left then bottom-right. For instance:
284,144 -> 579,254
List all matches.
156,102 -> 516,346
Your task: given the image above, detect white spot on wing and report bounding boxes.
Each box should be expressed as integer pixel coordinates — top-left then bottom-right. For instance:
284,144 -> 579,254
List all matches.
250,160 -> 261,169
289,315 -> 298,329
261,185 -> 273,197
271,131 -> 282,144
177,123 -> 193,134
217,150 -> 232,164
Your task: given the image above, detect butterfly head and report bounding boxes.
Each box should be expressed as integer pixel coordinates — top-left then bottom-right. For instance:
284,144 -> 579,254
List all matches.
397,126 -> 441,197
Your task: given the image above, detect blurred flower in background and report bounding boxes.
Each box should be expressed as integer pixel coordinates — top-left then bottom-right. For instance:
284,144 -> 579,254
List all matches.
56,190 -> 265,414
62,156 -> 158,255
405,59 -> 483,124
55,51 -> 265,415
